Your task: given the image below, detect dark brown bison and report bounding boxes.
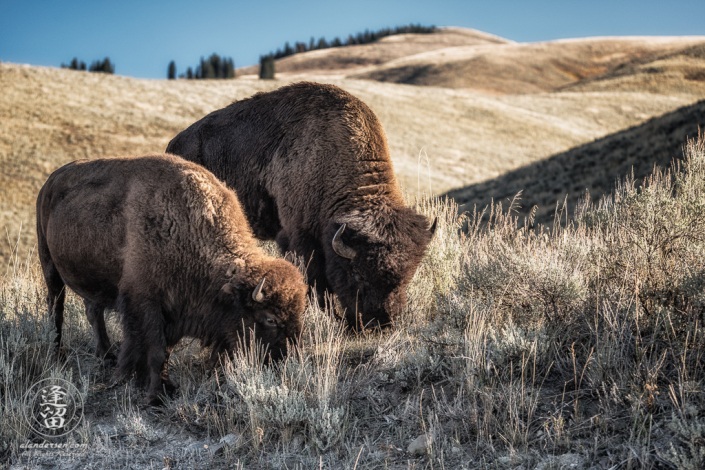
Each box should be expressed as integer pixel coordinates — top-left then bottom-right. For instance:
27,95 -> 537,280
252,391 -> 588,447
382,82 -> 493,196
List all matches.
37,154 -> 306,405
166,82 -> 435,330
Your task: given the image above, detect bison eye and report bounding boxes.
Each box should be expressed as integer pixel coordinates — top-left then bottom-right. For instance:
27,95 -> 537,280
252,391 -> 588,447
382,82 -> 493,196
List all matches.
353,273 -> 362,283
266,317 -> 277,326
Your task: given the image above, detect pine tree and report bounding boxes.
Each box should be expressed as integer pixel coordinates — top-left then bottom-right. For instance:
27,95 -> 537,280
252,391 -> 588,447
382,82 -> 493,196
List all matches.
168,61 -> 176,79
178,53 -> 236,80
208,54 -> 222,78
202,58 -> 215,79
260,24 -> 437,60
62,58 -> 87,70
259,54 -> 275,79
89,57 -> 114,74
103,58 -> 114,74
224,58 -> 235,79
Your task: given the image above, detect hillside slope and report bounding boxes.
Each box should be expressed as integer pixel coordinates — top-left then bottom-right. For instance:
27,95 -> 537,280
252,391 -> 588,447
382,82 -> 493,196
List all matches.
243,28 -> 705,95
353,36 -> 705,94
563,42 -> 705,94
237,27 -> 511,77
0,64 -> 283,265
445,100 -> 705,225
3,29 -> 705,264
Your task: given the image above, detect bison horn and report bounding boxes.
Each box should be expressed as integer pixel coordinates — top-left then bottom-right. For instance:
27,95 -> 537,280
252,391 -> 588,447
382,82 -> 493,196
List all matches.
332,224 -> 356,259
252,277 -> 266,303
429,217 -> 438,235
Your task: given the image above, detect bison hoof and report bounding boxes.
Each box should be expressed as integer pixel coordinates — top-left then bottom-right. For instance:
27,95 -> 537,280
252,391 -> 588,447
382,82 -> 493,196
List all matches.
162,379 -> 178,396
146,394 -> 166,408
100,352 -> 118,368
54,347 -> 67,363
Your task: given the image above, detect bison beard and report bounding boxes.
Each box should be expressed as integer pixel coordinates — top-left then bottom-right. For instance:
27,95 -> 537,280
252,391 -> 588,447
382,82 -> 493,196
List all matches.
36,154 -> 306,405
166,81 -> 436,330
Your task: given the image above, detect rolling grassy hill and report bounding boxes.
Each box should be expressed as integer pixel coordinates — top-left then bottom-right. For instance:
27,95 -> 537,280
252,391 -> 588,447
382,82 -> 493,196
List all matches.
236,27 -> 512,78
240,28 -> 705,95
2,27 -> 705,469
352,36 -> 705,94
2,27 -> 705,264
445,99 -> 705,225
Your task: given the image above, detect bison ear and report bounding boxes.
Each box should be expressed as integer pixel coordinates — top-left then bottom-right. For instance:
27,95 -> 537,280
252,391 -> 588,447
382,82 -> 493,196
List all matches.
429,217 -> 438,236
226,259 -> 246,278
221,283 -> 236,296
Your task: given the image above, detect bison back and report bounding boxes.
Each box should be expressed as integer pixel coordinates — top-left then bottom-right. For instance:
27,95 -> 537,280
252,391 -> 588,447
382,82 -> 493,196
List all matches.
37,159 -> 132,306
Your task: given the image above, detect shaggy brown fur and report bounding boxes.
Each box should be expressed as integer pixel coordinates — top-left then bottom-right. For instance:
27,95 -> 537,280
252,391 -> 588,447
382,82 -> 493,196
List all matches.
166,82 -> 435,330
36,154 -> 306,405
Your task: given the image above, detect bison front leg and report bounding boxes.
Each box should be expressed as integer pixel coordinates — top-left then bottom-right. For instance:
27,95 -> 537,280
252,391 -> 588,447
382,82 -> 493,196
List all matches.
115,295 -> 171,406
84,300 -> 116,367
132,312 -> 173,407
160,346 -> 177,396
283,231 -> 332,310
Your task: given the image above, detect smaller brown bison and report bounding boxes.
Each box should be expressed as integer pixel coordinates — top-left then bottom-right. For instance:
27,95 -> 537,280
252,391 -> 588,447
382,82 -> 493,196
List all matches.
36,154 -> 306,405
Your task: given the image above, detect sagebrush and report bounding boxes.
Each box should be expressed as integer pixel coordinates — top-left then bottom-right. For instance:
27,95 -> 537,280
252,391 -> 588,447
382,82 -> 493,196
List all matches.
1,134 -> 704,469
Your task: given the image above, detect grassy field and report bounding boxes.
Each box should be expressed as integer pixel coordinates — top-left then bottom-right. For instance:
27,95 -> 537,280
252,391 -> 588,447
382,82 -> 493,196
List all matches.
446,100 -> 705,226
2,59 -> 704,265
1,134 -> 704,469
2,28 -> 705,468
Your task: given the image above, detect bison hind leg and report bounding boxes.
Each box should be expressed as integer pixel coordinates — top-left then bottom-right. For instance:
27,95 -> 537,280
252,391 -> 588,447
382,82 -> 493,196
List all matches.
42,258 -> 66,359
84,300 -> 116,367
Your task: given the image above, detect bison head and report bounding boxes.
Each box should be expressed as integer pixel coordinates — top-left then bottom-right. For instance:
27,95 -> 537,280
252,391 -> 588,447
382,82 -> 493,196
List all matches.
324,205 -> 436,331
216,259 -> 306,362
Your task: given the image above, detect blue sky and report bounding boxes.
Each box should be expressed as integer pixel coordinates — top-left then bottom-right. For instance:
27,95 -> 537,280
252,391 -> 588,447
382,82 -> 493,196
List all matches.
1,0 -> 704,79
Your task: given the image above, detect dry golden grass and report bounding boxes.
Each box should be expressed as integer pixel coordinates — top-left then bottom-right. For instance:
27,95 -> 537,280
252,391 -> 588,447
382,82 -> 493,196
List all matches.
3,27 -> 705,468
236,27 -> 512,77
2,28 -> 705,263
2,136 -> 704,468
354,35 -> 705,93
0,64 -> 281,263
446,99 -> 705,225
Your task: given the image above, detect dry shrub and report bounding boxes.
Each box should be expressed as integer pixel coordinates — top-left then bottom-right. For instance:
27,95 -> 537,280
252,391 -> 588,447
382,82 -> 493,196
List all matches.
218,296 -> 350,452
0,254 -> 90,456
2,133 -> 705,468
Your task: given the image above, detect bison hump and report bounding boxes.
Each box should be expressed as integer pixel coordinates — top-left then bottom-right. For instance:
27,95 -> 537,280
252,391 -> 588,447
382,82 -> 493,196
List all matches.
180,170 -> 222,224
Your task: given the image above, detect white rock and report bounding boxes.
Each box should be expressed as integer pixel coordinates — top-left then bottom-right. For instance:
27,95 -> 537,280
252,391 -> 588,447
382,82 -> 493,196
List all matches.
185,442 -> 208,454
219,433 -> 237,446
204,434 -> 237,456
290,433 -> 305,451
206,442 -> 224,456
407,434 -> 432,455
535,453 -> 584,470
558,453 -> 584,468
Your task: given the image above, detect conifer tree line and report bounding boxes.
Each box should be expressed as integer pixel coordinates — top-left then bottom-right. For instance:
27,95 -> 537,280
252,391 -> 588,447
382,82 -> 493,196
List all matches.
259,24 -> 436,66
61,57 -> 114,74
259,55 -> 275,79
168,53 -> 235,80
